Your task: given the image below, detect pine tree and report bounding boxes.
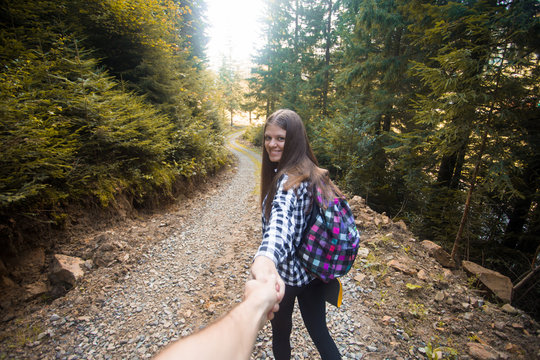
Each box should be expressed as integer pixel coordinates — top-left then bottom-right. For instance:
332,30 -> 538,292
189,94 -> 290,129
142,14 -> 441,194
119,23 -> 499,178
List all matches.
404,0 -> 540,258
218,57 -> 242,126
316,0 -> 416,211
250,0 -> 337,120
0,0 -> 229,255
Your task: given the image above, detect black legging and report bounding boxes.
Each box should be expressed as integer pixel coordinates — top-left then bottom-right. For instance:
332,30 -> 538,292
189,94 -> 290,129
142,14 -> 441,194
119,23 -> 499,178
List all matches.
270,279 -> 341,360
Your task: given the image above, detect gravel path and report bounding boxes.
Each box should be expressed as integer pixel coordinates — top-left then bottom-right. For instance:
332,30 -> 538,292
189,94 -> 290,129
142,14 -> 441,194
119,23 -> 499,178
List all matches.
3,131 -> 375,360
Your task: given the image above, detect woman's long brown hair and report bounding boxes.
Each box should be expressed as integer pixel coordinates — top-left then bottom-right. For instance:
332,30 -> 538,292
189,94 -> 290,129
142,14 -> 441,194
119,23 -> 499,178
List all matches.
261,109 -> 342,220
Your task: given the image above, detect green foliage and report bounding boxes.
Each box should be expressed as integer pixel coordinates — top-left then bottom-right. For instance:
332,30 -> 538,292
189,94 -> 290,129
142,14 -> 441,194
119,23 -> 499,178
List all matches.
424,342 -> 459,360
242,125 -> 264,148
374,289 -> 388,309
405,283 -> 422,291
251,1 -> 540,304
408,302 -> 427,319
400,0 -> 540,254
0,0 -> 229,254
467,275 -> 479,290
0,47 -> 78,207
0,33 -> 176,209
363,251 -> 389,281
13,323 -> 42,348
168,119 -> 228,179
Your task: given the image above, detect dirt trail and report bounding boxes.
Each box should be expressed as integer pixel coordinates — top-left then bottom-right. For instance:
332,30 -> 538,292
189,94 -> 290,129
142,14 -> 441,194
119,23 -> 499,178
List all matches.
0,131 -> 265,359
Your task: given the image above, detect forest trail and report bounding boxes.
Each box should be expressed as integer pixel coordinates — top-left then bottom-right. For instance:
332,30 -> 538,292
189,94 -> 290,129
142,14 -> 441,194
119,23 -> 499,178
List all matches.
1,130 -> 262,359
1,131 -> 539,359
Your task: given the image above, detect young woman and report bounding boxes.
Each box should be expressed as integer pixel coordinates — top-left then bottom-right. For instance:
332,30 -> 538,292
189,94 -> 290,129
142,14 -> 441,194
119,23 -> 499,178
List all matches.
251,109 -> 342,360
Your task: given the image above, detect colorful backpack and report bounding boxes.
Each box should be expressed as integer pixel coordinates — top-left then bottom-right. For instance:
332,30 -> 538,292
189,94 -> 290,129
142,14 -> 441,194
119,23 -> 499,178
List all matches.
297,187 -> 360,283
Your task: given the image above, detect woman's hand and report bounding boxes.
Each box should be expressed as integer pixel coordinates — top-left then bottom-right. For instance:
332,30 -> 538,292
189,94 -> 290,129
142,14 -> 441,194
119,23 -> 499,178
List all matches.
251,256 -> 286,312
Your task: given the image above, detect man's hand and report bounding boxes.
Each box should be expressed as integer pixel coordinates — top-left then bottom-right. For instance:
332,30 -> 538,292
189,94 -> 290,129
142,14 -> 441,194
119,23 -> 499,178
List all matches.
155,273 -> 284,360
244,275 -> 281,325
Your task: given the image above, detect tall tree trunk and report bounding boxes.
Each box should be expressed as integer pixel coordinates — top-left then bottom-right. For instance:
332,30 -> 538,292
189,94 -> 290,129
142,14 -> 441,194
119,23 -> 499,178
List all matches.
451,131 -> 488,260
294,0 -> 299,52
504,163 -> 538,248
292,0 -> 299,106
504,196 -> 533,248
382,113 -> 391,132
451,39 -> 509,261
437,153 -> 458,187
376,114 -> 383,135
450,142 -> 467,189
322,0 -> 332,116
438,135 -> 469,188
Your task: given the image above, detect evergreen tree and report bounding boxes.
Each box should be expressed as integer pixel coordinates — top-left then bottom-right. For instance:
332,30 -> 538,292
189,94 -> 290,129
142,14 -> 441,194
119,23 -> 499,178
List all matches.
175,0 -> 209,65
250,0 -> 540,317
404,0 -> 540,258
0,0 -> 228,256
218,57 -> 242,126
250,0 -> 337,120
316,0 -> 416,211
250,0 -> 291,116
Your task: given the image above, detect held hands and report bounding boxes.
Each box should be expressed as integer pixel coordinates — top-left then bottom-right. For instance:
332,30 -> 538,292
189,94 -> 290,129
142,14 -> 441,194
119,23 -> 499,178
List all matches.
244,275 -> 280,327
251,256 -> 285,302
249,256 -> 286,323
154,268 -> 284,360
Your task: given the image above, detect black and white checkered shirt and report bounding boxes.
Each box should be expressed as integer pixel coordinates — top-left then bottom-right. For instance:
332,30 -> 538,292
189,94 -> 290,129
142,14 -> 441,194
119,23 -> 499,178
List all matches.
255,174 -> 315,286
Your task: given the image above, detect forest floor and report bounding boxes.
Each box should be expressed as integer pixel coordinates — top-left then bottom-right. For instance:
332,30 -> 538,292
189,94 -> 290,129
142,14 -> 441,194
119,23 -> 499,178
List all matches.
0,131 -> 539,359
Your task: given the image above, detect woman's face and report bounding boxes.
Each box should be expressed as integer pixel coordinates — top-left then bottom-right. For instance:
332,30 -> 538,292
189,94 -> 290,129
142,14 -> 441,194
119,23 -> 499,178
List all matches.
264,123 -> 286,163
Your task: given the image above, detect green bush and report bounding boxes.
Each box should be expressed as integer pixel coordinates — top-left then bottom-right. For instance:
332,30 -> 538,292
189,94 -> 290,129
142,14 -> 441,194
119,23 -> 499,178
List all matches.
242,125 -> 264,147
0,35 -> 176,209
0,0 -> 229,255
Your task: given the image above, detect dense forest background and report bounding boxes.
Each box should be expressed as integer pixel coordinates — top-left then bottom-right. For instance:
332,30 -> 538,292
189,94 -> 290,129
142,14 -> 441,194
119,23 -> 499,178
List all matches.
1,0 -> 539,315
243,0 -> 539,314
1,0 -> 229,253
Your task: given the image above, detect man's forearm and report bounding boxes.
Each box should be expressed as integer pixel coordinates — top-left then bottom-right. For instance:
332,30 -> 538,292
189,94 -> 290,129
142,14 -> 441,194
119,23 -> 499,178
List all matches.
154,298 -> 266,360
222,298 -> 267,359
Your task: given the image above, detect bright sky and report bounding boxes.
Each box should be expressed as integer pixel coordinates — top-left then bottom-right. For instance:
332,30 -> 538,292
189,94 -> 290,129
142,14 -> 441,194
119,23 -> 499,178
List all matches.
205,0 -> 265,71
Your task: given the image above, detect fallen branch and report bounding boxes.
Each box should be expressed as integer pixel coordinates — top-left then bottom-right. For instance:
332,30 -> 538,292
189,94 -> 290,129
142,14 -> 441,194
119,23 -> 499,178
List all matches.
513,266 -> 540,293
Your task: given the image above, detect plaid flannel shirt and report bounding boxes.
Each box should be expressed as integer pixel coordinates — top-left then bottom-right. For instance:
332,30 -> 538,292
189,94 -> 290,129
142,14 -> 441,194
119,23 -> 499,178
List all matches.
255,174 -> 315,286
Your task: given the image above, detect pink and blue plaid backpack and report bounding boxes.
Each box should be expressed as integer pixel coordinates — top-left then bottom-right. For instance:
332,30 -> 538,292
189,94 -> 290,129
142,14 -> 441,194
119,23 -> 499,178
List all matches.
297,187 -> 360,283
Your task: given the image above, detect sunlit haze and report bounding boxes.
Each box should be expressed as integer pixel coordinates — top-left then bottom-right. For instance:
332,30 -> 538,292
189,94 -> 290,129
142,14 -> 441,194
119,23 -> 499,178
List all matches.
205,0 -> 265,71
